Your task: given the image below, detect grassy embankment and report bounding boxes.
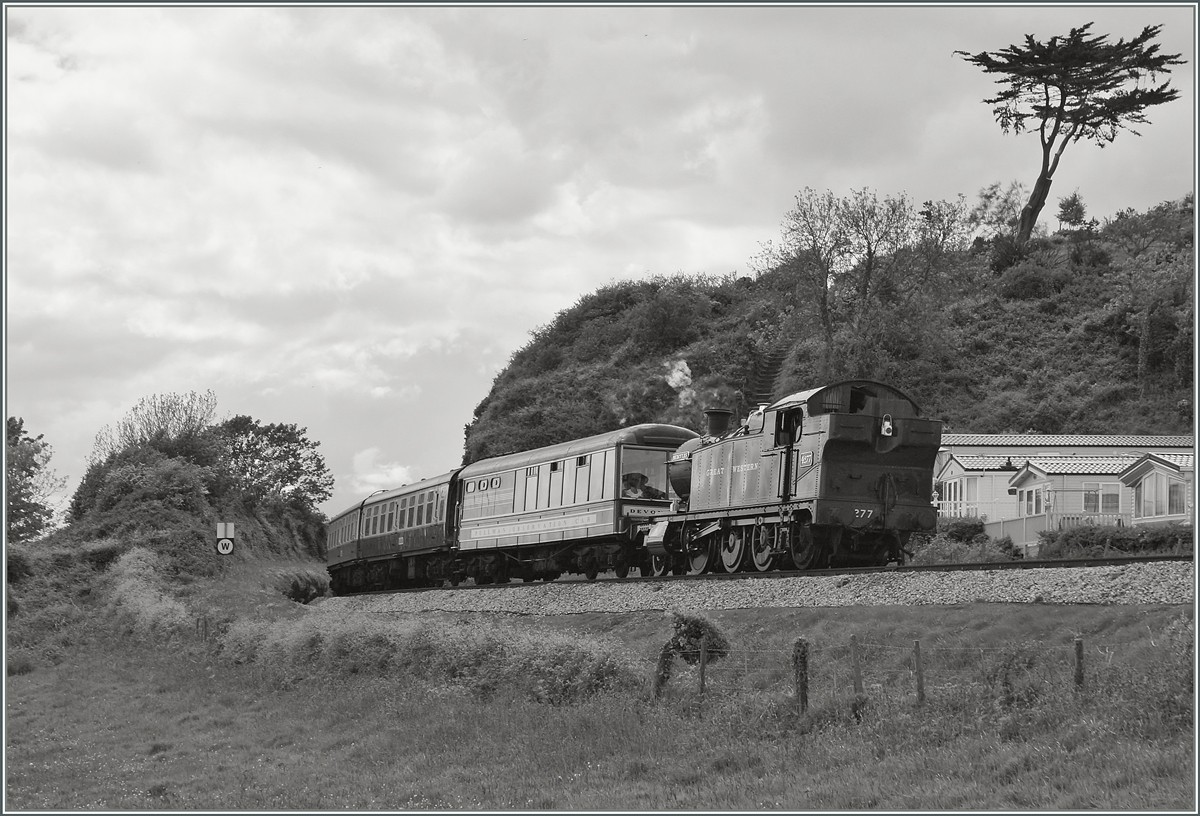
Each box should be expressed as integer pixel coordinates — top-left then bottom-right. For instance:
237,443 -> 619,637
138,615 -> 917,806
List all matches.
5,542 -> 1195,811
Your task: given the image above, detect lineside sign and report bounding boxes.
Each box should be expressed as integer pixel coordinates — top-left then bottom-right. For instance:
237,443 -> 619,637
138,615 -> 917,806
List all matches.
215,522 -> 235,555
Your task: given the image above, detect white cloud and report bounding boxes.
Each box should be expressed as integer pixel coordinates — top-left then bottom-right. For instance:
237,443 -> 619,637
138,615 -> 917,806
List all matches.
346,447 -> 420,500
5,5 -> 1193,519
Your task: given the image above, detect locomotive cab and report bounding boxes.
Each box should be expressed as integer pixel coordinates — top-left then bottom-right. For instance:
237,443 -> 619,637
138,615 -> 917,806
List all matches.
658,379 -> 941,575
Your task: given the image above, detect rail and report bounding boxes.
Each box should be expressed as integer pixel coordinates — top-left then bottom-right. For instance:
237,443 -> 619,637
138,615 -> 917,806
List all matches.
342,553 -> 1192,597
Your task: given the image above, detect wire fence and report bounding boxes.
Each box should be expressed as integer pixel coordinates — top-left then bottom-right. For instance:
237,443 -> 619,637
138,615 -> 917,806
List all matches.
648,631 -> 1193,717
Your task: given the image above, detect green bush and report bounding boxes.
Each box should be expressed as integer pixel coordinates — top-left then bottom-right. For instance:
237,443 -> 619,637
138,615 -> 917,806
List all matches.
6,652 -> 35,677
989,234 -> 1028,273
274,569 -> 329,604
1038,523 -> 1193,558
103,547 -> 192,640
999,259 -> 1070,300
938,516 -> 986,542
909,533 -> 1017,565
81,538 -> 128,571
6,546 -> 32,584
665,612 -> 731,666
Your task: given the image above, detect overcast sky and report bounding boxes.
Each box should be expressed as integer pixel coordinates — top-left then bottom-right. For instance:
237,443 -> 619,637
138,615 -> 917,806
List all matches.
5,4 -> 1195,520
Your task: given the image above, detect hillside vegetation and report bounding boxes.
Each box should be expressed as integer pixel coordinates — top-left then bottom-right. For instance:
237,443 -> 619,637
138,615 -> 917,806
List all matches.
464,192 -> 1193,463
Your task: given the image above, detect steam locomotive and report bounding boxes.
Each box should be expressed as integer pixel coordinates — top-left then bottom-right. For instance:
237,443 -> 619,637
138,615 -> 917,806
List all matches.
326,380 -> 941,593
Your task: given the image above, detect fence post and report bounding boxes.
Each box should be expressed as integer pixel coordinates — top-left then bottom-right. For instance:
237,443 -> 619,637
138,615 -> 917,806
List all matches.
652,644 -> 673,701
1073,636 -> 1084,692
913,640 -> 925,706
698,636 -> 708,695
851,634 -> 864,696
793,637 -> 809,715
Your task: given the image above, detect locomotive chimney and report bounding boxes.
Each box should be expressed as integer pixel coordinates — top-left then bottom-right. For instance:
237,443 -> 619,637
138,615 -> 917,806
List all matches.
703,408 -> 734,437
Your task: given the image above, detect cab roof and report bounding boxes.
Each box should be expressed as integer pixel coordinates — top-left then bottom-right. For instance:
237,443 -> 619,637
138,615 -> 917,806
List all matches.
770,380 -> 921,416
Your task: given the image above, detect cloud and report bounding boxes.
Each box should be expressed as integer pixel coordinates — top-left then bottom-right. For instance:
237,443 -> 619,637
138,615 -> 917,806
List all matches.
5,5 -> 1192,521
346,447 -> 420,500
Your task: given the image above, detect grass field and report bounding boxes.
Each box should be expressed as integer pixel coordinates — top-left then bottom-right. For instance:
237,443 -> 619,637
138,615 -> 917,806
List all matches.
5,551 -> 1195,812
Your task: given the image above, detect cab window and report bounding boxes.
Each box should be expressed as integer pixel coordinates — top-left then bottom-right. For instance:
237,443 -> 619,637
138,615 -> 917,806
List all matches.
620,448 -> 671,500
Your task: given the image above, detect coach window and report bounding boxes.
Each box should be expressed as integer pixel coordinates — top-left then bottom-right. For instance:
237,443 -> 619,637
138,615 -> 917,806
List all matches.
387,503 -> 395,532
562,458 -> 577,505
416,493 -> 425,526
575,456 -> 591,503
407,497 -> 416,528
524,467 -> 539,511
548,461 -> 564,508
620,449 -> 670,500
600,449 -> 616,500
536,463 -> 551,508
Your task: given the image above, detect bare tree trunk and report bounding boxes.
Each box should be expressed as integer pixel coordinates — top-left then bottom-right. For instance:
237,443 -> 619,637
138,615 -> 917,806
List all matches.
1137,306 -> 1152,398
1016,173 -> 1053,245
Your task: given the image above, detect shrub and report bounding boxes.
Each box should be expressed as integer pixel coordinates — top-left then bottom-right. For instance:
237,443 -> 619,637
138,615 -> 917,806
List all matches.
998,259 -> 1070,299
665,612 -> 731,666
939,516 -> 986,542
6,546 -> 32,584
909,533 -> 1017,565
989,234 -> 1028,273
273,569 -> 329,604
81,538 -> 128,571
6,653 -> 35,676
104,547 -> 192,640
1037,523 -> 1193,558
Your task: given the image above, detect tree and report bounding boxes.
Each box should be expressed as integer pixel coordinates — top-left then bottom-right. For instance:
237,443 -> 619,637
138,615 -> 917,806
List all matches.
1102,195 -> 1195,396
88,389 -> 218,466
6,417 -> 67,542
969,180 -> 1029,239
218,415 -> 334,511
753,187 -> 847,359
957,23 -> 1183,244
753,188 -> 971,383
1056,190 -> 1087,231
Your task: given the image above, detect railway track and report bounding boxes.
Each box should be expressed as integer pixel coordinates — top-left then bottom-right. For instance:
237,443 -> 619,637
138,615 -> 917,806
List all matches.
338,554 -> 1194,598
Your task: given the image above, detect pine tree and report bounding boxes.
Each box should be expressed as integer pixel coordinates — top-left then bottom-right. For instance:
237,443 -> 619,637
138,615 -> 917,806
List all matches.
957,23 -> 1183,244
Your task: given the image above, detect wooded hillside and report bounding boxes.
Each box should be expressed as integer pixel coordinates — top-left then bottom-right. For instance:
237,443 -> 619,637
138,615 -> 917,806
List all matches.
463,191 -> 1193,464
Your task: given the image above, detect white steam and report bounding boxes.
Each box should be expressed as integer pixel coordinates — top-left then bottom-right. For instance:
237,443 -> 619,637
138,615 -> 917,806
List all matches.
665,359 -> 695,407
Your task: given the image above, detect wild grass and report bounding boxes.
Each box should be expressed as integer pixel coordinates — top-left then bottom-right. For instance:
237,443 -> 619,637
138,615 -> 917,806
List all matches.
4,545 -> 1194,811
6,625 -> 1192,811
219,608 -> 645,704
102,547 -> 192,640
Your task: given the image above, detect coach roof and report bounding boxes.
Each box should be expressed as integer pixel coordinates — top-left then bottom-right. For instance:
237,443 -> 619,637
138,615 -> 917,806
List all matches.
458,423 -> 699,478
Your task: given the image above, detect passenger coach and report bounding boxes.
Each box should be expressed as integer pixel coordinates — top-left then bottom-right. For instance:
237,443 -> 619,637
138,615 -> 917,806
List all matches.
326,473 -> 454,593
325,423 -> 699,591
454,423 -> 699,582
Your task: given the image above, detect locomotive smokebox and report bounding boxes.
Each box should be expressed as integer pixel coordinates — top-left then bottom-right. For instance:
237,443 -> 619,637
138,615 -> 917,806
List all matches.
667,437 -> 703,501
703,408 -> 734,437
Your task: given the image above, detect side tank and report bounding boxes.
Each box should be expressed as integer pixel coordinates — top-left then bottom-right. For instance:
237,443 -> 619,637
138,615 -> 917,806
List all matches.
668,407 -> 756,502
